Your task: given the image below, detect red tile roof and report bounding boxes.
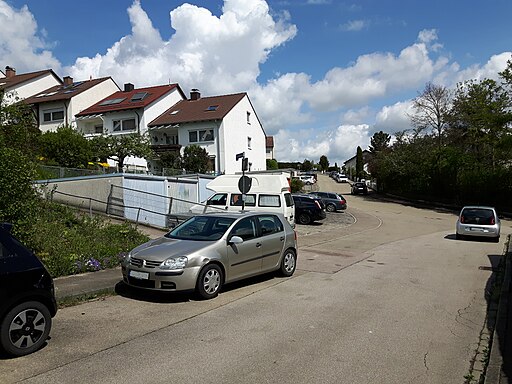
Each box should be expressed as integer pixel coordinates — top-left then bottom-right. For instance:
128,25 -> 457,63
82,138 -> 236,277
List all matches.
23,77 -> 117,104
0,69 -> 61,91
148,93 -> 247,127
76,84 -> 185,116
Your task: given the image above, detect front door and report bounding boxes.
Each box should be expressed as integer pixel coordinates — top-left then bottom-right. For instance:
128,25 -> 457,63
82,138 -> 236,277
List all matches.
226,217 -> 262,281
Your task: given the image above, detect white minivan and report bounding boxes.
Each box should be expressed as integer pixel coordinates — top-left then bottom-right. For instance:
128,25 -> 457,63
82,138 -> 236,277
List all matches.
190,174 -> 295,226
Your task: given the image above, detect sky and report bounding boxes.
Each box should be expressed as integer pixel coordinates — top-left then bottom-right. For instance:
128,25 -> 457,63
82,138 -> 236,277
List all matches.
1,0 -> 511,166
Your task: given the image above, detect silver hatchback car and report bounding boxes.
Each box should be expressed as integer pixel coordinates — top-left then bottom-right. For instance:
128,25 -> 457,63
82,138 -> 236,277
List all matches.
121,212 -> 298,299
455,206 -> 501,242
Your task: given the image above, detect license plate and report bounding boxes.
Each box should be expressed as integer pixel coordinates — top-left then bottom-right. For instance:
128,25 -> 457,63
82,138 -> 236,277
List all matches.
129,270 -> 149,280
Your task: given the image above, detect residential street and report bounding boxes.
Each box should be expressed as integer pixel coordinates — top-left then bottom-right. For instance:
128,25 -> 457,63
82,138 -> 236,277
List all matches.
1,175 -> 509,384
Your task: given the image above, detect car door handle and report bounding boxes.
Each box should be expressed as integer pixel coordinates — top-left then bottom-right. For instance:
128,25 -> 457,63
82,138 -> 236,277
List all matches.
280,236 -> 285,241
256,242 -> 262,248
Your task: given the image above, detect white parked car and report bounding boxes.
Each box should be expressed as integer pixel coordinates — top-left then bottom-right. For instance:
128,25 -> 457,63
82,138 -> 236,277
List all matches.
336,174 -> 349,183
455,206 -> 500,242
297,175 -> 315,185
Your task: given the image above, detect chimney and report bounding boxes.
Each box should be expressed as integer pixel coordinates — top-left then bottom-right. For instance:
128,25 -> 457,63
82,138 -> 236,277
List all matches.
63,76 -> 73,86
190,88 -> 200,100
124,83 -> 135,92
5,66 -> 16,78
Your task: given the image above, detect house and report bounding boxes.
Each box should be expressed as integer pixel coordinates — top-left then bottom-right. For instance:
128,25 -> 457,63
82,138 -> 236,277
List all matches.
147,89 -> 266,175
75,83 -> 187,171
0,66 -> 61,104
266,136 -> 274,160
344,149 -> 372,177
23,76 -> 120,132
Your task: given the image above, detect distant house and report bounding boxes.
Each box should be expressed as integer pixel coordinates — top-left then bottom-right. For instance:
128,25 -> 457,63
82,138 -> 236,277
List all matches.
75,83 -> 186,171
266,136 -> 274,160
344,149 -> 372,177
23,76 -> 120,132
0,66 -> 61,104
148,89 -> 266,175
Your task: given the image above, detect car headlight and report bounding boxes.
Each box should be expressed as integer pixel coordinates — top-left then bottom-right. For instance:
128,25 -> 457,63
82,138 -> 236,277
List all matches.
160,256 -> 188,270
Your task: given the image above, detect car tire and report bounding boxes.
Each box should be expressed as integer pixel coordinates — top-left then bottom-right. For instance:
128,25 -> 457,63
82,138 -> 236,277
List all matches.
0,301 -> 52,357
298,213 -> 311,225
326,204 -> 336,212
493,236 -> 500,243
279,248 -> 297,277
196,264 -> 223,300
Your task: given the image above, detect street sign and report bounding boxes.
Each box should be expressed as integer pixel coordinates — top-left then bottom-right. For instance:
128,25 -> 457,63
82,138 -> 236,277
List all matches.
238,175 -> 252,194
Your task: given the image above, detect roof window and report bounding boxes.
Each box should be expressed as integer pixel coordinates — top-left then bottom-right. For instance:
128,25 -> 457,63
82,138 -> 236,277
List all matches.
205,105 -> 218,111
131,92 -> 148,102
99,97 -> 126,106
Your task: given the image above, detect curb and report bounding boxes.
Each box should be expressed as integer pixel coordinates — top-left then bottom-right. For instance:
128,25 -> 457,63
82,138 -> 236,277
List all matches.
485,235 -> 511,384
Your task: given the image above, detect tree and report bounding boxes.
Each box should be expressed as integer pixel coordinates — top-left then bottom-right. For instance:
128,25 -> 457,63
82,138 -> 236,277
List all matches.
39,125 -> 92,168
301,159 -> 313,171
266,159 -> 278,170
446,78 -> 512,168
91,133 -> 153,172
355,146 -> 363,178
0,91 -> 41,235
369,131 -> 391,154
0,90 -> 40,157
182,144 -> 211,173
319,155 -> 329,172
410,83 -> 452,148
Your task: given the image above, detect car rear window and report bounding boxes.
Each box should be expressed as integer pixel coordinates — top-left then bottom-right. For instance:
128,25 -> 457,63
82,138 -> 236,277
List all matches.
461,208 -> 496,225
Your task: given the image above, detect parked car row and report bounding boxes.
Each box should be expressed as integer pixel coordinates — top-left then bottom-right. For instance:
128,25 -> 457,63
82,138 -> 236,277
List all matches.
329,172 -> 349,183
308,192 -> 347,212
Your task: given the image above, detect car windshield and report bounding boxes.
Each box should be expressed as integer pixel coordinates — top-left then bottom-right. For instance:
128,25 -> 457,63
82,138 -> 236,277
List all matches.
165,216 -> 235,241
461,208 -> 495,225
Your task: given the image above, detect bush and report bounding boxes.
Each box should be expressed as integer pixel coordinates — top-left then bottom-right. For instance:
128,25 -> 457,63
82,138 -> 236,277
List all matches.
27,202 -> 149,277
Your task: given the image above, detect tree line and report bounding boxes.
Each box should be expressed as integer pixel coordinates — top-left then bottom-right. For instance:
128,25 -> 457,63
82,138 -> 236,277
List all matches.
368,58 -> 512,211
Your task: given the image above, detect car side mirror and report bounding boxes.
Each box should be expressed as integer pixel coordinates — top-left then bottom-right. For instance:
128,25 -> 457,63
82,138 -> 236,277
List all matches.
229,236 -> 243,245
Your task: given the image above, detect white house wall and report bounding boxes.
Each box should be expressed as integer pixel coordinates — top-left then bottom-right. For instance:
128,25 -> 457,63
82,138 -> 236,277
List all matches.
177,121 -> 220,169
3,73 -> 60,104
70,79 -> 120,125
221,96 -> 266,174
38,100 -> 68,132
140,89 -> 184,135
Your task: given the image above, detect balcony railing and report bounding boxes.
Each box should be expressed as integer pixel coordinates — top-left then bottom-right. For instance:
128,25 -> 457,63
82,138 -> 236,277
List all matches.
150,144 -> 182,154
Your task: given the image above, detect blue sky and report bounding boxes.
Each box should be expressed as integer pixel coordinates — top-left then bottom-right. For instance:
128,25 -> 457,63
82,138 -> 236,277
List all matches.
1,0 -> 511,166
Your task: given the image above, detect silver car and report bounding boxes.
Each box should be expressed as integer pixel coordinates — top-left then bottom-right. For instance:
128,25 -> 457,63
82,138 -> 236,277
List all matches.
455,206 -> 500,242
121,212 -> 298,299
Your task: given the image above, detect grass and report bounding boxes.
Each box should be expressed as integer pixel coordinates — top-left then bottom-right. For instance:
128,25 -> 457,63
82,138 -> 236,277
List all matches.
24,201 -> 149,278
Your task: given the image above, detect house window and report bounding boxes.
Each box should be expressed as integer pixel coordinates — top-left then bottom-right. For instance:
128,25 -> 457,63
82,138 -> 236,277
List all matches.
247,111 -> 251,124
94,125 -> 103,134
42,109 -> 64,123
189,129 -> 214,143
113,118 -> 136,132
247,136 -> 252,149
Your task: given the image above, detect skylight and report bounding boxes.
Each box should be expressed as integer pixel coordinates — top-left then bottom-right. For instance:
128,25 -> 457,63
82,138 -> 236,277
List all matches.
170,110 -> 179,115
99,97 -> 126,106
131,92 -> 148,102
205,105 -> 218,111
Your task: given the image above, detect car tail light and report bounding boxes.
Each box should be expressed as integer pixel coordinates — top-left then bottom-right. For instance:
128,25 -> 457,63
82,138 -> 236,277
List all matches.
491,217 -> 495,225
460,216 -> 465,223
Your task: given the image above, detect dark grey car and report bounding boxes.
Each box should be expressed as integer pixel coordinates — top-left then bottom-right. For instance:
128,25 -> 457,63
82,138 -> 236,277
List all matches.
308,192 -> 347,212
121,212 -> 298,299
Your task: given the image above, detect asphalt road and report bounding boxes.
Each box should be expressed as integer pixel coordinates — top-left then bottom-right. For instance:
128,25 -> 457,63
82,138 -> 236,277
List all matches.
1,175 -> 510,384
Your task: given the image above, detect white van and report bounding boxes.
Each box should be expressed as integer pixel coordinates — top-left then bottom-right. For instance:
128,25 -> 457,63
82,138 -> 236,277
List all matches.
190,173 -> 295,226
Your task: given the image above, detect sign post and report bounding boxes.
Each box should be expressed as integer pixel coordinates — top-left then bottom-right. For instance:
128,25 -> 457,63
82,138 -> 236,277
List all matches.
236,152 -> 251,211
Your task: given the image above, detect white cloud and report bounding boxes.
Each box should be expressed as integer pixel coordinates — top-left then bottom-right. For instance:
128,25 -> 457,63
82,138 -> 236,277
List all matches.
340,19 -> 368,32
373,101 -> 414,134
0,1 -> 61,73
68,0 -> 297,95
